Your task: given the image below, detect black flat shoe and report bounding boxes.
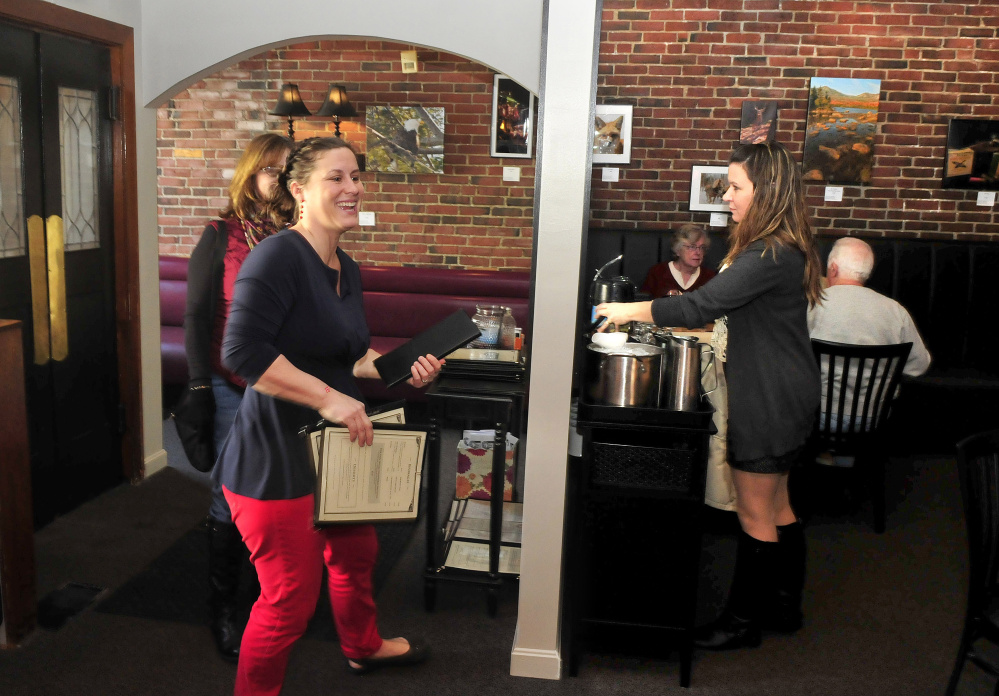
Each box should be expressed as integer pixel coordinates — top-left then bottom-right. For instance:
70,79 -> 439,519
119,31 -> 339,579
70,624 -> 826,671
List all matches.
346,638 -> 430,675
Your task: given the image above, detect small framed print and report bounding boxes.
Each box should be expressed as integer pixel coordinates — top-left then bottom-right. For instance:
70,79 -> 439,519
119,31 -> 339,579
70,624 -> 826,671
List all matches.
689,165 -> 731,213
593,104 -> 633,164
490,75 -> 534,158
740,100 -> 778,144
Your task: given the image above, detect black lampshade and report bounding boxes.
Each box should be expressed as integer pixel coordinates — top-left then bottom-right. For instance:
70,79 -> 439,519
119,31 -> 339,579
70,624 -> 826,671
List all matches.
315,85 -> 357,118
269,83 -> 312,117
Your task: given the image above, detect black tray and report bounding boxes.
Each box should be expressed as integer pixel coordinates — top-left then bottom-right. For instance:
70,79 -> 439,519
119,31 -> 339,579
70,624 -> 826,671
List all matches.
577,397 -> 715,430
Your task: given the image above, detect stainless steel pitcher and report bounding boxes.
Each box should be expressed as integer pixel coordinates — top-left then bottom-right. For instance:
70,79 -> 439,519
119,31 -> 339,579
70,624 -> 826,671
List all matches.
660,334 -> 717,412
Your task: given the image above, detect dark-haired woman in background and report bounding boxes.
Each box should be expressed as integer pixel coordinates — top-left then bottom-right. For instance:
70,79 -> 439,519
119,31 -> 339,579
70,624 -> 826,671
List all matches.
184,132 -> 292,661
595,141 -> 822,651
215,137 -> 440,695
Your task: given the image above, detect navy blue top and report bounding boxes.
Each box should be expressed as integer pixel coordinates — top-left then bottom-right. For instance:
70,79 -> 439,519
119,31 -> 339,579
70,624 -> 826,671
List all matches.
213,229 -> 370,500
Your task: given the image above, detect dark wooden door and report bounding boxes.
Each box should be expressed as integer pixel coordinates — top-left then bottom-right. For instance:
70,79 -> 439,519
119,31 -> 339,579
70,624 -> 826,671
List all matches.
0,22 -> 122,527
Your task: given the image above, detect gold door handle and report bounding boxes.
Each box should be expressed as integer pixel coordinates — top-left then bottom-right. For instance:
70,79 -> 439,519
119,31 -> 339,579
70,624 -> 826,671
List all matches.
46,215 -> 68,362
27,215 -> 50,365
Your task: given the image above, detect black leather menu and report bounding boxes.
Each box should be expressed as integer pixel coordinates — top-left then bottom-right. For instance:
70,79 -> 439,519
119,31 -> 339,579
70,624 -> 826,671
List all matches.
373,310 -> 481,388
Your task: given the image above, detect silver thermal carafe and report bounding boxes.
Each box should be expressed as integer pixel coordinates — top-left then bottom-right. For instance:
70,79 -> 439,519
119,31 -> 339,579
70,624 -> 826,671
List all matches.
588,254 -> 635,330
658,334 -> 717,411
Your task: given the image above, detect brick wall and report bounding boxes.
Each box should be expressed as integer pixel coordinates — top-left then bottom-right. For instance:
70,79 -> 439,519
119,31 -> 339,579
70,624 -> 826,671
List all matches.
592,0 -> 999,241
157,39 -> 536,269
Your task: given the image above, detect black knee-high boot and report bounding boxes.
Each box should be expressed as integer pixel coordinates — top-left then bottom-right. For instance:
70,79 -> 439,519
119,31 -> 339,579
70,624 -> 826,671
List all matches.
208,519 -> 243,662
694,530 -> 778,651
766,520 -> 806,633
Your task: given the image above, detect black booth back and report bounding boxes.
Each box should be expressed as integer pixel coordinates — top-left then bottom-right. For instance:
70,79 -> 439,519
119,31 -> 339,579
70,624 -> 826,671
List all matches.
585,229 -> 999,377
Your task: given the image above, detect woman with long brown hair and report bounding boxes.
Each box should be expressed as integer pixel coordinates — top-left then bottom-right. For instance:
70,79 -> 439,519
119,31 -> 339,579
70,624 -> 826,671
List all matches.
183,132 -> 292,661
595,141 -> 822,650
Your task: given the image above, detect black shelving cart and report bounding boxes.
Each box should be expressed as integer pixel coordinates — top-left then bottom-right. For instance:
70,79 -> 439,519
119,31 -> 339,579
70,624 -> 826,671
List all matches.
423,375 -> 526,616
566,399 -> 715,688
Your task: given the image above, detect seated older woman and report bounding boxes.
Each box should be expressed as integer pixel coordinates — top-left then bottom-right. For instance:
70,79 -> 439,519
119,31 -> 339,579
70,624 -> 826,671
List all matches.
641,223 -> 717,298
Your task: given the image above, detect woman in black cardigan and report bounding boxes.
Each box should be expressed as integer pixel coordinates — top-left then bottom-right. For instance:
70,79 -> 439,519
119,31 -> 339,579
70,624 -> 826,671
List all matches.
182,132 -> 291,660
595,141 -> 823,650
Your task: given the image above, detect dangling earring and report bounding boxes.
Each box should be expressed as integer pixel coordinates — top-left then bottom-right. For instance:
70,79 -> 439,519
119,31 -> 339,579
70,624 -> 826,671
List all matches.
299,199 -> 306,223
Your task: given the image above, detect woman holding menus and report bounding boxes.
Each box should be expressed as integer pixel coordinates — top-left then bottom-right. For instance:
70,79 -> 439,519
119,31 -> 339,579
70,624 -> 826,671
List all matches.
214,137 -> 441,695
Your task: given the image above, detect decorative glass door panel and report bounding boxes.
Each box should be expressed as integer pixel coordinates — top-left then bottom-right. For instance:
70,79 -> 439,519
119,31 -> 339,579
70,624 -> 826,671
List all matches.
0,75 -> 25,258
58,87 -> 100,251
0,22 -> 121,527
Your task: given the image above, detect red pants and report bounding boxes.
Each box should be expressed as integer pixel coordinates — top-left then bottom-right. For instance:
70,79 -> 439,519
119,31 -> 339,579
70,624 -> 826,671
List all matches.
223,488 -> 383,696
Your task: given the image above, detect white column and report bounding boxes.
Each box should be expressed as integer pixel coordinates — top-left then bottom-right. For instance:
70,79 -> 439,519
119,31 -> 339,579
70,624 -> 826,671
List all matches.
509,0 -> 601,680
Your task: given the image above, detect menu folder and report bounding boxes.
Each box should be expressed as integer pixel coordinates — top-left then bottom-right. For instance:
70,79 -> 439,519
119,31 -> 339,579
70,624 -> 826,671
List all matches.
373,309 -> 481,388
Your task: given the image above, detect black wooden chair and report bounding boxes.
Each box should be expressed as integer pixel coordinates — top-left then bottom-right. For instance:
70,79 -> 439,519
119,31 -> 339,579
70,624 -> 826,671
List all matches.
802,340 -> 913,533
947,429 -> 999,696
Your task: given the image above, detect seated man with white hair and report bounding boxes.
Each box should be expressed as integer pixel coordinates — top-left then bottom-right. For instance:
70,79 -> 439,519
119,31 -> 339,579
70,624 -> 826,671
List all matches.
807,237 -> 931,466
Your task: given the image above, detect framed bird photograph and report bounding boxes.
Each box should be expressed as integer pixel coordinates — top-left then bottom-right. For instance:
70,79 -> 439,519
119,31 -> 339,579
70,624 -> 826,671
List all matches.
490,75 -> 534,158
942,118 -> 999,191
365,106 -> 445,174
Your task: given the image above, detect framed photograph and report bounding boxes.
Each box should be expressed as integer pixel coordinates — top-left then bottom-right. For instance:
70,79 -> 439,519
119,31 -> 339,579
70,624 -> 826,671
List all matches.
802,77 -> 880,185
593,104 -> 633,164
365,106 -> 445,174
942,118 -> 999,190
740,100 -> 778,144
689,165 -> 730,212
490,75 -> 533,158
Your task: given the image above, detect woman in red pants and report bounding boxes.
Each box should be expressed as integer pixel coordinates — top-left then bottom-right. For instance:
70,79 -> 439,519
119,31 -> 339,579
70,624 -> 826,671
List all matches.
214,136 -> 441,695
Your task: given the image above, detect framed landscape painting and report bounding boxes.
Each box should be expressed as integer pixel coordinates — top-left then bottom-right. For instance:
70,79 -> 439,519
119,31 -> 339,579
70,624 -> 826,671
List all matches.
801,77 -> 880,185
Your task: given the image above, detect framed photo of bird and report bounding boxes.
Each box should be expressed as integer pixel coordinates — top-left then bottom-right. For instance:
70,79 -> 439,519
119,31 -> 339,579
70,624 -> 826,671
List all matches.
490,75 -> 534,159
365,106 -> 445,174
942,118 -> 999,191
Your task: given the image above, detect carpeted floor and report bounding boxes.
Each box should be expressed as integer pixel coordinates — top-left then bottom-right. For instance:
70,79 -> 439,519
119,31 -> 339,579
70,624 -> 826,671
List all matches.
93,517 -> 417,641
0,420 -> 995,695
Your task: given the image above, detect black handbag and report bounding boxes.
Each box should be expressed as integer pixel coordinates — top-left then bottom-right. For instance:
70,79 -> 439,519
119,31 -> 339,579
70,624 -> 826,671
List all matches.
171,386 -> 216,473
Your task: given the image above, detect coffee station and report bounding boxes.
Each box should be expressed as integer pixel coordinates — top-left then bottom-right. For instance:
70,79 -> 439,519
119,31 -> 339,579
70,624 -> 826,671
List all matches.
564,255 -> 719,688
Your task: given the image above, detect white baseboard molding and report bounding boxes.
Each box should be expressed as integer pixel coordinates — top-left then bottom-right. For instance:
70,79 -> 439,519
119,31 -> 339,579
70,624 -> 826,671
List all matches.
144,448 -> 168,478
509,625 -> 562,680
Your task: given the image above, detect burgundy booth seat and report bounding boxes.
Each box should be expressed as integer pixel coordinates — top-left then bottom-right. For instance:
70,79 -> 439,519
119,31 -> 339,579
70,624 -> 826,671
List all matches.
357,265 -> 531,404
159,255 -> 190,389
159,256 -> 532,405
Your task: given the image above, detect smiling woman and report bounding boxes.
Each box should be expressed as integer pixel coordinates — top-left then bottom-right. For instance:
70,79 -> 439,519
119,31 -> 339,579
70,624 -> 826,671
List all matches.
214,136 -> 443,692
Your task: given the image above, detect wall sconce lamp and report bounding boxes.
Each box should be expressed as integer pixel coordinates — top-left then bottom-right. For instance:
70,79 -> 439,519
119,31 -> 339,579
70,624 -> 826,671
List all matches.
315,84 -> 358,138
269,83 -> 312,140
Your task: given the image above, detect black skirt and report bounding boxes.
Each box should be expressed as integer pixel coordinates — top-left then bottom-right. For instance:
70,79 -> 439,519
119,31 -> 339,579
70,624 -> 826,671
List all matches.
731,443 -> 806,474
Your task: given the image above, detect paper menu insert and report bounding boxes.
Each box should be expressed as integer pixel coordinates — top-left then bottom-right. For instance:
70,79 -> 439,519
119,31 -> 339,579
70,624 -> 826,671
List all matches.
310,406 -> 405,473
311,420 -> 426,524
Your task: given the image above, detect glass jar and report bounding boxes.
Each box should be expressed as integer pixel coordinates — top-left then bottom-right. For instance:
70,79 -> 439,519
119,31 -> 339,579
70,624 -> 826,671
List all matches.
469,304 -> 503,348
